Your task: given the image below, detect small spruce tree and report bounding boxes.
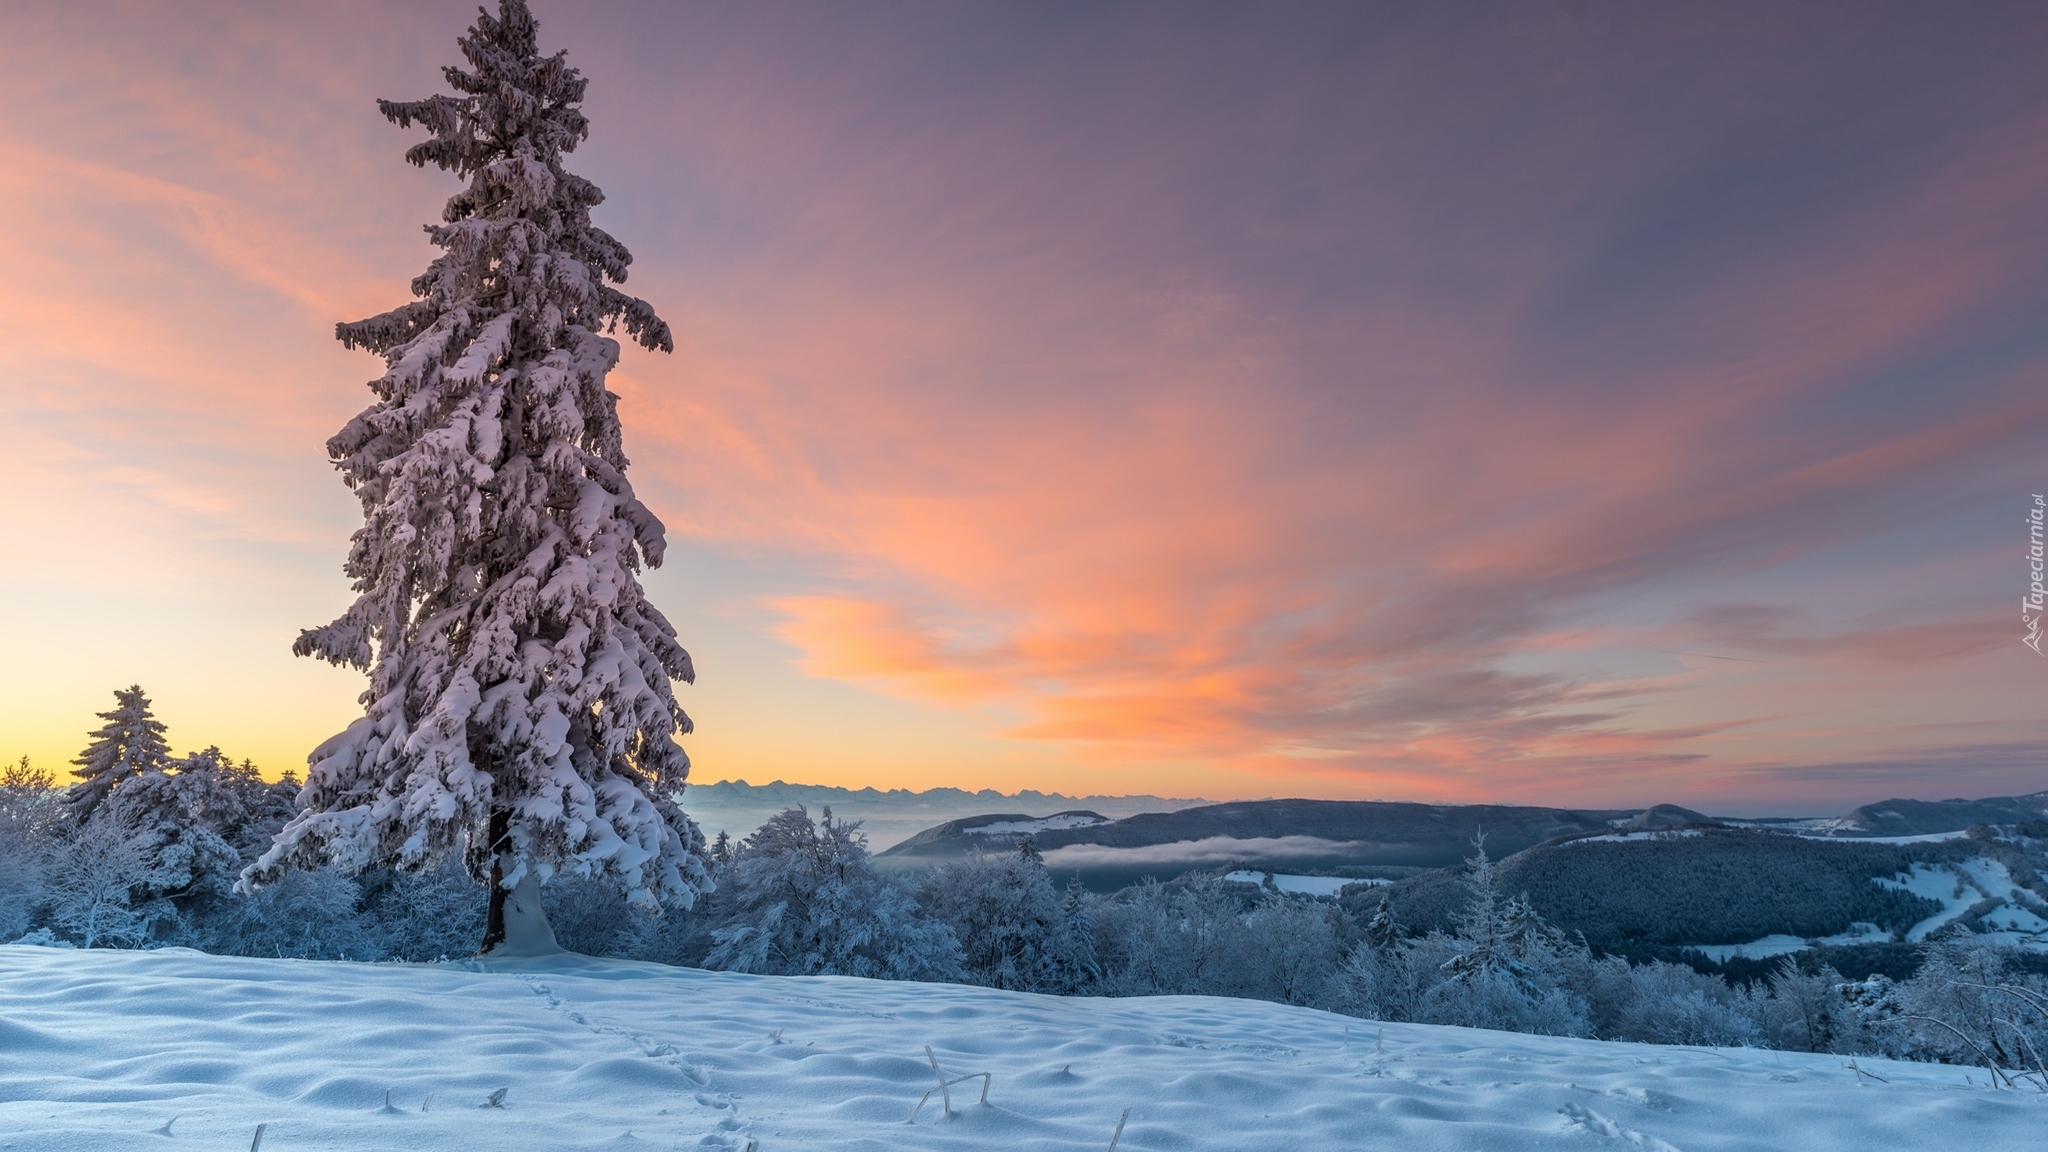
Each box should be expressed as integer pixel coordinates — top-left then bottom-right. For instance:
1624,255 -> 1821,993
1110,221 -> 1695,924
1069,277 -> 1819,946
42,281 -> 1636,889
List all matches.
1441,834 -> 1533,993
242,0 -> 709,952
1365,890 -> 1401,952
1052,876 -> 1102,994
67,685 -> 171,821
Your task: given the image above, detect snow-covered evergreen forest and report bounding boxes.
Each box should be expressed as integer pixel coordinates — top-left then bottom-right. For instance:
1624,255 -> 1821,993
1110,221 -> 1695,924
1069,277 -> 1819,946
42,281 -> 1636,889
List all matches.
6,688 -> 2048,1088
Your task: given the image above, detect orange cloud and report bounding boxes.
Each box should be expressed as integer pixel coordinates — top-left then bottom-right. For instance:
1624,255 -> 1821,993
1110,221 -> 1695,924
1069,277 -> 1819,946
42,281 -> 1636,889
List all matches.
3,1 -> 2043,812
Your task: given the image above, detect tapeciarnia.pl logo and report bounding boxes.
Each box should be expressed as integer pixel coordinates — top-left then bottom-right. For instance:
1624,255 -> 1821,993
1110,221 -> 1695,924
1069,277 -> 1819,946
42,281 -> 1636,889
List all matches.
2028,494 -> 2045,656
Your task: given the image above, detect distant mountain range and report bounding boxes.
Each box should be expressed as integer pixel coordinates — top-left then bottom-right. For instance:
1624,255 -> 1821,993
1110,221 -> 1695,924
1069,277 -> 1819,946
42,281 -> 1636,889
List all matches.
1812,793 -> 2048,837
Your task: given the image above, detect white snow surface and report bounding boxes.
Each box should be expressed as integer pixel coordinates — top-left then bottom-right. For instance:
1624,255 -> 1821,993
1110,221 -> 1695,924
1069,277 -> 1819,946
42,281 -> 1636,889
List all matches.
964,814 -> 1111,836
487,872 -> 564,958
1815,922 -> 1894,947
1039,835 -> 1369,870
1685,924 -> 1894,963
1683,935 -> 1810,963
1562,831 -> 1705,846
1797,830 -> 1973,845
2,947 -> 2038,1152
1219,871 -> 1373,896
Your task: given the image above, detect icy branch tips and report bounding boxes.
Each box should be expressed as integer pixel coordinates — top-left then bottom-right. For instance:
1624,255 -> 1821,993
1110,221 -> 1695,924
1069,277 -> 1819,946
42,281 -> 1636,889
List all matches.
241,0 -> 709,946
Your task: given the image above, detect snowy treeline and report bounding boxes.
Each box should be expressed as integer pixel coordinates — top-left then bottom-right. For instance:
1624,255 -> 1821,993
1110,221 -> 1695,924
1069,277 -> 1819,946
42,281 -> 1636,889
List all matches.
6,723 -> 2046,1078
2,749 -> 487,961
2,689 -> 486,961
662,818 -> 2048,1076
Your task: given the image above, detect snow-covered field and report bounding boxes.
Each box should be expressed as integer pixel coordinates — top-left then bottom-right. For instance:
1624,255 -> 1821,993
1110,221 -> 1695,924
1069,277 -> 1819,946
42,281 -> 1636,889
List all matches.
1683,934 -> 1812,964
1219,871 -> 1376,896
2,947 -> 2038,1152
1686,923 -> 1894,963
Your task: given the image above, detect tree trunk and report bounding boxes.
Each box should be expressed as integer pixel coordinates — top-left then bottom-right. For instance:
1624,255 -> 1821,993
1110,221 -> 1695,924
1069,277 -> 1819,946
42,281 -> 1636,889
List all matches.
479,807 -> 511,955
477,807 -> 563,957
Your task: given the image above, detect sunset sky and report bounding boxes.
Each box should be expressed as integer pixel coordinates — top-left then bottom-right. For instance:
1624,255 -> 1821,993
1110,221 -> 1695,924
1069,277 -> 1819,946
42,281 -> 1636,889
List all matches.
1,1 -> 2043,814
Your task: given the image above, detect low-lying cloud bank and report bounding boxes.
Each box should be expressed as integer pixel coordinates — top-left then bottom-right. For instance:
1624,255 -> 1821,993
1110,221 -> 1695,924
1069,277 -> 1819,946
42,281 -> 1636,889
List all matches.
1041,835 -> 1378,869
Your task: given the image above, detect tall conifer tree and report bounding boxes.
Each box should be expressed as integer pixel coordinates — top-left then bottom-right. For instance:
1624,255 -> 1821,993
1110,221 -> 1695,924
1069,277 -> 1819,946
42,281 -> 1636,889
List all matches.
67,685 -> 171,821
243,0 -> 709,951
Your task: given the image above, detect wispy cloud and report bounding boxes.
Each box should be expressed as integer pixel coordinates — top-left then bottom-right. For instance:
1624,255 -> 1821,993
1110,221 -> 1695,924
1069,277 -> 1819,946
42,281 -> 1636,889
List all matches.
2,1 -> 2042,806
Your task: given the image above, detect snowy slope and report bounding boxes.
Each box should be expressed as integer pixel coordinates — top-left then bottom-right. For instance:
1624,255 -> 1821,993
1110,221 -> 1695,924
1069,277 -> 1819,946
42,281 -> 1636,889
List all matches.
0,946 -> 2038,1152
1681,856 -> 2048,959
1882,859 -> 2048,946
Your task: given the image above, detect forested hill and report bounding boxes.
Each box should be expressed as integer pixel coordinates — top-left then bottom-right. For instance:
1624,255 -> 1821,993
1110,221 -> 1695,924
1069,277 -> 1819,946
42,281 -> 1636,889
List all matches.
1818,793 -> 2048,836
874,798 -> 1641,889
1355,827 -> 2048,973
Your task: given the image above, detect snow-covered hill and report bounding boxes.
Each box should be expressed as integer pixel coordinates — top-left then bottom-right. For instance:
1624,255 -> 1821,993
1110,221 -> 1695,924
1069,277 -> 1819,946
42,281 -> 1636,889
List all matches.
0,947 -> 2036,1151
684,782 -> 1208,852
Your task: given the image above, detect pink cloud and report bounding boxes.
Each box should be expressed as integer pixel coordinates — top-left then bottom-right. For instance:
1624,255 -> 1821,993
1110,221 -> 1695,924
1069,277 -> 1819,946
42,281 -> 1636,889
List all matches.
3,1 -> 2042,807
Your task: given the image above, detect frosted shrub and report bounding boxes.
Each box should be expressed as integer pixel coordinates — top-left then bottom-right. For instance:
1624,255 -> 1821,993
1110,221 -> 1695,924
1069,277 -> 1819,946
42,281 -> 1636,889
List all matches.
0,849 -> 39,943
362,861 -> 488,962
1414,958 -> 1591,1037
1751,963 -> 1869,1054
701,808 -> 961,981
1837,972 -> 1906,1047
45,814 -> 151,948
1091,880 -> 1247,997
917,847 -> 1097,993
0,759 -> 61,941
197,868 -> 375,961
1549,949 -> 1641,1039
1610,961 -> 1761,1047
1234,897 -> 1346,1008
1,757 -> 65,840
543,874 -> 649,957
1336,937 -> 1420,1022
1892,941 -> 2048,1077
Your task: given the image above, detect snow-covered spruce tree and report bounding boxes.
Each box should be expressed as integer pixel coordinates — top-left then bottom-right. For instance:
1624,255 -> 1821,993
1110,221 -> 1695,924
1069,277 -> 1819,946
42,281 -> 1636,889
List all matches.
1421,837 -> 1590,1035
1364,890 -> 1401,952
241,0 -> 708,954
66,685 -> 171,821
104,748 -> 254,938
1053,877 -> 1102,994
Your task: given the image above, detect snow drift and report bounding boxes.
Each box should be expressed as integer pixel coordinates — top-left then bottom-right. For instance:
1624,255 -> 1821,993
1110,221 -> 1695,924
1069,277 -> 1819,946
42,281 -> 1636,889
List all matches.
0,945 -> 2036,1151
